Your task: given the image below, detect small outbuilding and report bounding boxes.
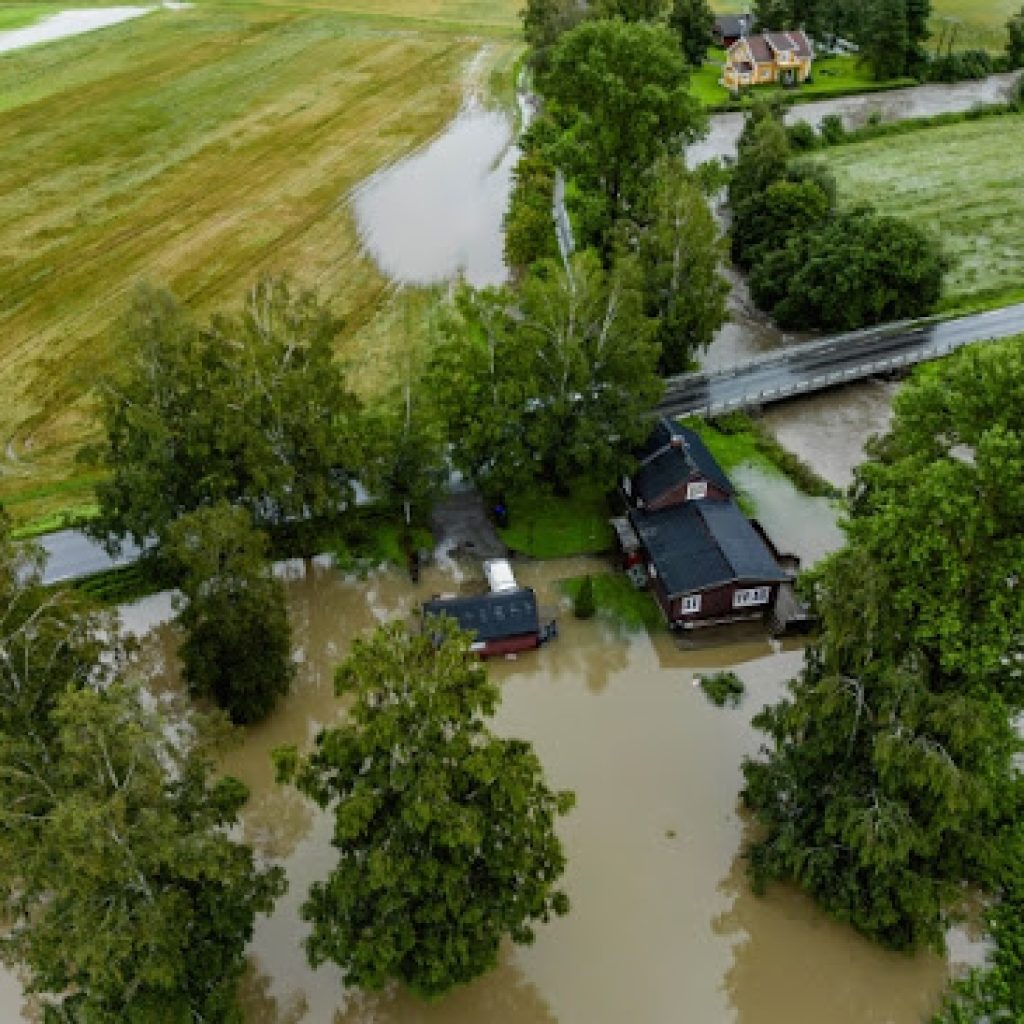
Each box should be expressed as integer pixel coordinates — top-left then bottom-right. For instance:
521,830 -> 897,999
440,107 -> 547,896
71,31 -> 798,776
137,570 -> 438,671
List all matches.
713,12 -> 755,47
423,589 -> 553,658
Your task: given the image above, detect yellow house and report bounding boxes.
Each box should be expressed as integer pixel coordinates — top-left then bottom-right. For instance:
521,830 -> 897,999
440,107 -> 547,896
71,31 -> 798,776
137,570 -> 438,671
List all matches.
722,31 -> 814,91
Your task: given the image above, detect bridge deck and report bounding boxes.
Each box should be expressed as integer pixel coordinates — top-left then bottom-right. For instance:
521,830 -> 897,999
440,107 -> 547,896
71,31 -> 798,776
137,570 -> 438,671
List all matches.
658,303 -> 1024,418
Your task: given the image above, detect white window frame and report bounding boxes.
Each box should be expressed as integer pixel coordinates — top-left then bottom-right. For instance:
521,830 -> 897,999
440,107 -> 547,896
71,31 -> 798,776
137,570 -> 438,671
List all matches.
685,479 -> 708,501
680,594 -> 701,615
733,586 -> 771,609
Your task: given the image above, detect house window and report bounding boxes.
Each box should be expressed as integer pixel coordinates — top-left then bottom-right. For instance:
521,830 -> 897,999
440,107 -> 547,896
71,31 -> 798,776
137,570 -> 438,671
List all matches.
648,563 -> 659,580
680,594 -> 701,615
733,586 -> 771,609
685,479 -> 708,501
622,475 -> 632,497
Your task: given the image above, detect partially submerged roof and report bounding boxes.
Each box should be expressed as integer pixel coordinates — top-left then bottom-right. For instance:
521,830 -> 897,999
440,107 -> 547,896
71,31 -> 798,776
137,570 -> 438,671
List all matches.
423,589 -> 539,642
630,501 -> 788,597
633,419 -> 733,503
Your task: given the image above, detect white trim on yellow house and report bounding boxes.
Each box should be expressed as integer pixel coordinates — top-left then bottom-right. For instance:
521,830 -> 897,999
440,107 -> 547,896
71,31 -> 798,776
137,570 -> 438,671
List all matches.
722,31 -> 814,91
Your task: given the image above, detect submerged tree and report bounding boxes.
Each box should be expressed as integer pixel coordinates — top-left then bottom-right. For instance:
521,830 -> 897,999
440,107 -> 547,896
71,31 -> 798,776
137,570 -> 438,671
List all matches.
166,502 -> 293,724
742,340 -> 1024,951
274,619 -> 574,999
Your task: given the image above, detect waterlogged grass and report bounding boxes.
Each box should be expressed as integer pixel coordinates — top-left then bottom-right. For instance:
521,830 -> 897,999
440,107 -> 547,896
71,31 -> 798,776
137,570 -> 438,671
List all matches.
0,0 -> 522,532
819,114 -> 1024,309
559,572 -> 663,631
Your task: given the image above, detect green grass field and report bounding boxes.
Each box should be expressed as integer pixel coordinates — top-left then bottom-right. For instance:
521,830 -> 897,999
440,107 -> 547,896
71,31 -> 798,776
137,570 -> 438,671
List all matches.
711,0 -> 1016,51
691,52 -> 913,108
819,114 -> 1024,310
0,0 -> 522,531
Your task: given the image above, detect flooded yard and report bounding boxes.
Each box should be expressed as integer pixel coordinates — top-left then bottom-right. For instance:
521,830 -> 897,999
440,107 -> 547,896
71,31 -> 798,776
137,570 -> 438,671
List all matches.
0,544 -> 973,1023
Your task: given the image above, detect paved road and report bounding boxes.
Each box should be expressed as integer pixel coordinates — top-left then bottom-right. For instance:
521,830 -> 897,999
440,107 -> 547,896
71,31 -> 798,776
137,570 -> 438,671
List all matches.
657,303 -> 1024,418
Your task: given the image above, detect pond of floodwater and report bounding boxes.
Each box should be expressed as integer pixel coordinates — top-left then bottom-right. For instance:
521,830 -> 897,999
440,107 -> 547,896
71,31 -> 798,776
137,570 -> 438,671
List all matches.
0,7 -> 155,55
688,72 -> 1022,165
1,531 -> 982,1023
351,58 -> 525,289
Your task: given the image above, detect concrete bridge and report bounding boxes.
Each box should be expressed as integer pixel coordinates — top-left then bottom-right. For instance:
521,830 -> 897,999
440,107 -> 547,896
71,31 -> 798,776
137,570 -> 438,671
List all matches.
657,303 -> 1024,418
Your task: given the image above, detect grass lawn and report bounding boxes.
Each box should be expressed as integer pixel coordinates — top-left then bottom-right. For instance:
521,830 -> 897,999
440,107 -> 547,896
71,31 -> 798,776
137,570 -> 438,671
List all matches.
0,5 -> 61,31
499,482 -> 615,558
0,0 -> 522,532
818,114 -> 1024,310
559,572 -> 663,631
693,53 -> 914,109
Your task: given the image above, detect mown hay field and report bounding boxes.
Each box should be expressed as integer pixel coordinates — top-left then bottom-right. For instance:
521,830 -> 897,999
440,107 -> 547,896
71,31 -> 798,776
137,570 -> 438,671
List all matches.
819,113 -> 1024,310
0,0 -> 521,531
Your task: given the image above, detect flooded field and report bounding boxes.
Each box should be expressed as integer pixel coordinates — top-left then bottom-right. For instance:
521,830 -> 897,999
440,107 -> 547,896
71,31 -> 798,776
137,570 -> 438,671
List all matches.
0,7 -> 154,55
0,542 -> 975,1024
352,52 -> 524,290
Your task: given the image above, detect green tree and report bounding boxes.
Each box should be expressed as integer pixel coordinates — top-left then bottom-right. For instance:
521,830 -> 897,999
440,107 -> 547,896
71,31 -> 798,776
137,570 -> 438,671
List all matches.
274,618 -> 574,999
743,340 -> 1024,951
595,0 -> 668,20
522,0 -> 589,69
504,123 -> 561,271
669,0 -> 715,65
0,514 -> 113,745
732,176 -> 833,268
749,206 -> 946,329
862,0 -> 910,79
574,574 -> 597,618
166,503 -> 293,724
754,0 -> 793,30
542,20 -> 706,242
1007,5 -> 1024,68
92,278 -> 363,547
635,156 -> 729,373
429,250 -> 662,494
0,677 -> 284,1023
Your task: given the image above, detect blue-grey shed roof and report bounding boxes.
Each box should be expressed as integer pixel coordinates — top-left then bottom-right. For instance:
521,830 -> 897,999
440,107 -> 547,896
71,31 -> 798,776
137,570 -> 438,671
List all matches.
633,419 -> 733,504
423,589 -> 539,641
630,500 -> 788,597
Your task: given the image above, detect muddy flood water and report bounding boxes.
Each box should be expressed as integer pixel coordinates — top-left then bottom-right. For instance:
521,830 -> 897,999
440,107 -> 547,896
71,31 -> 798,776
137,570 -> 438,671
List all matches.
0,541 -> 979,1023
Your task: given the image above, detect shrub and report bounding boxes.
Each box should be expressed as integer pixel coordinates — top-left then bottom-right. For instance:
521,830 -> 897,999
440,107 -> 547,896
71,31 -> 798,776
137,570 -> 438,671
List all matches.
574,574 -> 596,619
699,671 -> 745,707
786,120 -> 818,152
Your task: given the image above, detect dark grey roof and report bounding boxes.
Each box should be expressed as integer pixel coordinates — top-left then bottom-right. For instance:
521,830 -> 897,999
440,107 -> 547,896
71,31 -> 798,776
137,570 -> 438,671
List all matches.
715,14 -> 751,36
633,419 -> 733,504
630,500 -> 788,597
423,589 -> 539,641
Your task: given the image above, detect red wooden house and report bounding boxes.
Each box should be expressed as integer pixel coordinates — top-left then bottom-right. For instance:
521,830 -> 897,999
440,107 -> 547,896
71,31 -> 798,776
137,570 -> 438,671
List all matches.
620,419 -> 790,629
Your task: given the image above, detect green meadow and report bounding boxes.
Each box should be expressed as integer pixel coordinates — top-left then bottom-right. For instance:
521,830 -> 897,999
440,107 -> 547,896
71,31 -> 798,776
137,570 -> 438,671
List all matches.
0,0 -> 521,530
819,113 -> 1024,310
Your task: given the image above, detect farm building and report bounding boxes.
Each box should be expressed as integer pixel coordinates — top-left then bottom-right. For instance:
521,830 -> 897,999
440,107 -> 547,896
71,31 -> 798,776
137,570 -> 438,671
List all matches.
618,419 -> 792,629
723,30 -> 814,90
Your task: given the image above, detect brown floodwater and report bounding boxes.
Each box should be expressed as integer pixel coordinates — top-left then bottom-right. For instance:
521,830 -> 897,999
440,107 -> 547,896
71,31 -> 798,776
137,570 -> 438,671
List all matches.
760,381 -> 899,490
0,546 -> 977,1024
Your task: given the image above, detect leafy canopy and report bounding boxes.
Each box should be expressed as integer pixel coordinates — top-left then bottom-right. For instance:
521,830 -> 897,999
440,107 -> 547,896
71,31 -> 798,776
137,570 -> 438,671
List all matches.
91,278 -> 363,547
742,340 -> 1024,951
428,250 -> 661,495
275,618 -> 574,999
165,503 -> 294,724
0,527 -> 284,1022
541,19 -> 706,238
